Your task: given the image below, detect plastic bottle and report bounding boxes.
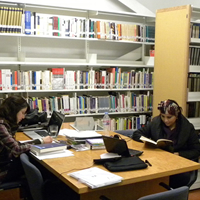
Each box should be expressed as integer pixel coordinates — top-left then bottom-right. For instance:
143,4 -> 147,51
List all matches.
102,112 -> 110,135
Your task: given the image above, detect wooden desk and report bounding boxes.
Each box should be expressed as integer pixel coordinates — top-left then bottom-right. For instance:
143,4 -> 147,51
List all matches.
17,123 -> 200,200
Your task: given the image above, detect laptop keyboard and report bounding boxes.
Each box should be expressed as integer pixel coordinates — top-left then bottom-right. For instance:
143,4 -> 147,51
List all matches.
35,130 -> 49,137
24,130 -> 49,140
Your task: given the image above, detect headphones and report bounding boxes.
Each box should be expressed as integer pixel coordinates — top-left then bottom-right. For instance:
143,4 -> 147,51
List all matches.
113,134 -> 119,139
112,134 -> 123,140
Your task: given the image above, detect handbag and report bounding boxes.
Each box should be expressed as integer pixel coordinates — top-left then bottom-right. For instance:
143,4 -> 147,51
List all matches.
19,108 -> 48,130
104,156 -> 148,172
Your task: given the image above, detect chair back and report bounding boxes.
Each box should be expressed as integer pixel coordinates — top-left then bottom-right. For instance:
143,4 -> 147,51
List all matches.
20,153 -> 44,200
138,186 -> 189,200
114,130 -> 133,138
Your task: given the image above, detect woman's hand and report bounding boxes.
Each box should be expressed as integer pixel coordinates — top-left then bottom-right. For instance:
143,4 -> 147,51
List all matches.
42,136 -> 53,144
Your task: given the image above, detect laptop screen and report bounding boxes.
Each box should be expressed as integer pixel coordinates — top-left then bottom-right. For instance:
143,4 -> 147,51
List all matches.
102,136 -> 130,157
48,111 -> 65,132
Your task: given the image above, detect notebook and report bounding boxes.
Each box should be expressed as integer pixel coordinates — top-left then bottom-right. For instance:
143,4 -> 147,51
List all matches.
102,135 -> 143,157
24,111 -> 65,139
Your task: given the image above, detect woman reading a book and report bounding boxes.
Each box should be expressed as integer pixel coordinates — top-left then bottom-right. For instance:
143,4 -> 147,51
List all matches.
0,95 -> 53,184
132,99 -> 200,188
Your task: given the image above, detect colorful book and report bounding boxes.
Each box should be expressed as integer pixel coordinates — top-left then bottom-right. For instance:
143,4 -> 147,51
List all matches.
51,68 -> 64,90
85,138 -> 105,150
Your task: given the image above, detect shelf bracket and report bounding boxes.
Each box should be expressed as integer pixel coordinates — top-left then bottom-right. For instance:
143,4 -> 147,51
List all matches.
17,37 -> 25,61
85,40 -> 89,62
17,36 -> 21,61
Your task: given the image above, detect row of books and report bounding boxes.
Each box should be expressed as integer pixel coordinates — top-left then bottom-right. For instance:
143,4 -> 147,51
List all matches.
0,6 -> 155,42
0,68 -> 154,91
189,47 -> 200,66
24,92 -> 153,115
97,114 -> 152,131
23,11 -> 155,42
188,73 -> 200,92
0,6 -> 23,33
187,102 -> 200,118
191,23 -> 200,39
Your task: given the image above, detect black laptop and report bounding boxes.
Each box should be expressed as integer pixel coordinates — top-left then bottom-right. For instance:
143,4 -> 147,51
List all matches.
102,135 -> 143,157
24,111 -> 65,139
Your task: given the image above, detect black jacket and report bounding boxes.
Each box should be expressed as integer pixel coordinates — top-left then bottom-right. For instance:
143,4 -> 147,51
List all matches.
132,114 -> 200,160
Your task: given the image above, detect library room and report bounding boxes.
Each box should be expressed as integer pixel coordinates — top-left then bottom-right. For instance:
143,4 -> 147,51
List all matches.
0,0 -> 200,200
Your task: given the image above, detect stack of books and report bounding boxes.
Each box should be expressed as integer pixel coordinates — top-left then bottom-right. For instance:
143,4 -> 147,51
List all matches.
85,138 -> 105,150
30,143 -> 67,156
61,129 -> 102,144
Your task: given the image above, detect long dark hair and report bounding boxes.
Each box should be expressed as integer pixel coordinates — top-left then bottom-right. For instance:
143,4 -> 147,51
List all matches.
0,95 -> 30,127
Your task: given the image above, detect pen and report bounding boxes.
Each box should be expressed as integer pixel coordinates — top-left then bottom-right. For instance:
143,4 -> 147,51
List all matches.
145,160 -> 152,167
53,139 -> 60,143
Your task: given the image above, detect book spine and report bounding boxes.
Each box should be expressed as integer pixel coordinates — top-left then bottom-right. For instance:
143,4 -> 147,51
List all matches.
24,10 -> 31,34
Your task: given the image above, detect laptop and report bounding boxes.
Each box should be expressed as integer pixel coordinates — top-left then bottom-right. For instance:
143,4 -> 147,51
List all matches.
102,135 -> 143,157
24,111 -> 65,140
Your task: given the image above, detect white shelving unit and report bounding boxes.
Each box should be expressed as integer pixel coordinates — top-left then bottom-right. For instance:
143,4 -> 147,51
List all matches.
188,28 -> 200,191
188,38 -> 200,130
0,1 -> 155,126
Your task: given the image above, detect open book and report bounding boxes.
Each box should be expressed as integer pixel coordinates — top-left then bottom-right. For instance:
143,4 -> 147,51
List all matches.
140,136 -> 174,151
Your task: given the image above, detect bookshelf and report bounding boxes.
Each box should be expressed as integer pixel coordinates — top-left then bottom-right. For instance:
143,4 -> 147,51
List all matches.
153,4 -> 200,128
0,1 -> 155,130
153,4 -> 200,190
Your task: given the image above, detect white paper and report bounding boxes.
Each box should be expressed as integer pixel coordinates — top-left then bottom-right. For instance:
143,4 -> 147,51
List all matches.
59,129 -> 78,136
19,140 -> 33,143
68,167 -> 123,189
30,150 -> 74,160
100,153 -> 121,159
59,129 -> 102,138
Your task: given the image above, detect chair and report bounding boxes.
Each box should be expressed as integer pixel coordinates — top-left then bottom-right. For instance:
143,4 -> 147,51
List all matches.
0,180 -> 22,191
0,181 -> 27,200
114,130 -> 133,138
187,169 -> 198,188
20,153 -> 44,200
20,153 -> 80,200
164,158 -> 199,189
137,186 -> 189,200
0,160 -> 26,199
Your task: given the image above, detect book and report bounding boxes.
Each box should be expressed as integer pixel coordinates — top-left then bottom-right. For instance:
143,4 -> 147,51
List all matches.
68,167 -> 123,189
61,129 -> 102,143
98,96 -> 110,113
85,138 -> 105,150
30,150 -> 74,160
140,136 -> 173,149
24,10 -> 31,34
51,68 -> 64,90
30,143 -> 67,156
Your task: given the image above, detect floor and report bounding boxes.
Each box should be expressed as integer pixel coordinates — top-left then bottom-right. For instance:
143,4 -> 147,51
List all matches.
0,188 -> 23,200
0,188 -> 199,200
189,188 -> 200,200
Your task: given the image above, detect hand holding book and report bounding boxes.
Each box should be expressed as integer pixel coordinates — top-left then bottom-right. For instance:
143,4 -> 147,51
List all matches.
140,136 -> 174,152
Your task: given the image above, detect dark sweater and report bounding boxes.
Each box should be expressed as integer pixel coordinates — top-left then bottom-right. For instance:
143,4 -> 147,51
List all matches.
132,114 -> 200,160
0,119 -> 41,183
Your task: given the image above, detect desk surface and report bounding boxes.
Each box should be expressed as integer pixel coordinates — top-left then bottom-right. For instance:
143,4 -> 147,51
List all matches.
17,123 -> 200,199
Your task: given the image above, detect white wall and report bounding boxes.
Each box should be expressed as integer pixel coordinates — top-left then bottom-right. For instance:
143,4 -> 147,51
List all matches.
136,0 -> 200,13
4,0 -> 200,15
3,0 -> 132,12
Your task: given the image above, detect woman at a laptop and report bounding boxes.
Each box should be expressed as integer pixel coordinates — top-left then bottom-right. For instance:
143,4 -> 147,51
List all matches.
0,95 -> 53,184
